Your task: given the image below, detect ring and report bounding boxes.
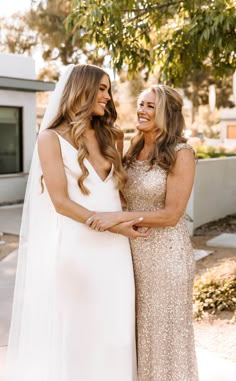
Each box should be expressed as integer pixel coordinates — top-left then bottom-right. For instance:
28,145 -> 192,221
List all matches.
95,227 -> 99,231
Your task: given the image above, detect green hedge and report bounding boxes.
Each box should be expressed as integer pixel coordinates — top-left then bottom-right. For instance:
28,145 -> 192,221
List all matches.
195,145 -> 236,159
197,152 -> 236,159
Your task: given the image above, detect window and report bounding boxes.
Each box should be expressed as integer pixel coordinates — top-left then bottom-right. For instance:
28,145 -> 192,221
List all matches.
0,107 -> 23,174
227,125 -> 236,139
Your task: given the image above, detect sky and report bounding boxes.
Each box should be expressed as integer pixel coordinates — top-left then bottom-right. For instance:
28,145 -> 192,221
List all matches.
1,0 -> 32,16
1,0 -> 46,73
0,0 -> 117,77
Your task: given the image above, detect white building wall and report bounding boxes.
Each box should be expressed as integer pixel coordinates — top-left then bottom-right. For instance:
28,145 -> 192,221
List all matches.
0,54 -> 37,203
0,53 -> 36,79
0,174 -> 28,203
186,157 -> 236,235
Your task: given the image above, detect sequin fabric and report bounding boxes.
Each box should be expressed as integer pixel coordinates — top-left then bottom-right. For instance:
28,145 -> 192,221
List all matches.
123,143 -> 199,381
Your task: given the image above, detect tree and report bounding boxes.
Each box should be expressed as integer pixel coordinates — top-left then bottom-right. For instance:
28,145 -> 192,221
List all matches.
183,72 -> 235,123
0,14 -> 38,55
28,0 -> 107,66
67,0 -> 236,84
0,0 -> 108,80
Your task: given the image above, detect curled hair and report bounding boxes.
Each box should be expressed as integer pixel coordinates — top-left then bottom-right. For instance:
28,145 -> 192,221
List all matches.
124,84 -> 187,172
48,64 -> 126,194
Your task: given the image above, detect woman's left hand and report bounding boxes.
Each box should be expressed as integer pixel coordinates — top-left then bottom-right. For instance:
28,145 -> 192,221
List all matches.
85,212 -> 123,231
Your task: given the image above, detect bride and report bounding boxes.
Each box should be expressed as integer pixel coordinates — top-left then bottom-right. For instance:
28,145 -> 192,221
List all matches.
5,64 -> 148,381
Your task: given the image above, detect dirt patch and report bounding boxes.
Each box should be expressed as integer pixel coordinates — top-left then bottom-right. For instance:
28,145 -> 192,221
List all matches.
192,235 -> 236,277
191,214 -> 236,362
192,213 -> 236,282
194,311 -> 236,362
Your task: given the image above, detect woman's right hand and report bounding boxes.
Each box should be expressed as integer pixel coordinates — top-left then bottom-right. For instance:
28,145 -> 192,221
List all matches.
110,218 -> 151,239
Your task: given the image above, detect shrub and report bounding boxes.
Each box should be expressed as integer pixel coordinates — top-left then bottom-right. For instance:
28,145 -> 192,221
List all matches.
193,274 -> 236,320
194,144 -> 236,159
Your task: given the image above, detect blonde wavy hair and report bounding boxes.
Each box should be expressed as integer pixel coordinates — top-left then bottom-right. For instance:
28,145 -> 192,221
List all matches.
124,84 -> 187,171
48,64 -> 126,194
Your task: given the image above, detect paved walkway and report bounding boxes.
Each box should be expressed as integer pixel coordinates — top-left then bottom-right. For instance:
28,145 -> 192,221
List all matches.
0,250 -> 17,381
0,205 -> 236,380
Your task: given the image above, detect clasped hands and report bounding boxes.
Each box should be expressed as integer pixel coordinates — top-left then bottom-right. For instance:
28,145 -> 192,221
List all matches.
85,212 -> 151,239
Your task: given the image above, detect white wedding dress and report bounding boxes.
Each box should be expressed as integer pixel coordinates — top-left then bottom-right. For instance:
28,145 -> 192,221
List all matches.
6,132 -> 136,381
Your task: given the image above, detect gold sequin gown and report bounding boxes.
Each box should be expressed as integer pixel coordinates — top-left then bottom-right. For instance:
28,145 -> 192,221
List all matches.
123,144 -> 199,381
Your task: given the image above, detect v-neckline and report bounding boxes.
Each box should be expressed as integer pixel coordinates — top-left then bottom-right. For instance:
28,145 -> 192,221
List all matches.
55,132 -> 113,183
84,158 -> 113,183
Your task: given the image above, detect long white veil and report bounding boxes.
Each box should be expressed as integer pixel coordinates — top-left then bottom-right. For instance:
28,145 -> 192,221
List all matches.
5,64 -> 75,381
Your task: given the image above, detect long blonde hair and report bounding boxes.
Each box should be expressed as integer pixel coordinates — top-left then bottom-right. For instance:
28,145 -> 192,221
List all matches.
124,84 -> 187,171
48,64 -> 126,194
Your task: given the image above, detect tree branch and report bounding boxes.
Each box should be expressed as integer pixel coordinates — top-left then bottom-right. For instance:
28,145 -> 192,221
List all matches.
121,1 -> 182,23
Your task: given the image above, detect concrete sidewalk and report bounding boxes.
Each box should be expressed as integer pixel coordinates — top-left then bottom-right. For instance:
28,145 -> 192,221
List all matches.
0,250 -> 17,381
0,205 -> 236,380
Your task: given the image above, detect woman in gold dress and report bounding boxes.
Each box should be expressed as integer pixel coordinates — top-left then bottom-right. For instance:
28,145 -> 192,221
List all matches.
86,84 -> 199,381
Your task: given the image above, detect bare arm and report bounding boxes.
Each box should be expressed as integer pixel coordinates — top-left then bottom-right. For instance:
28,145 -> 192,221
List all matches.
38,130 -> 150,239
87,148 -> 195,229
109,218 -> 151,239
38,130 -> 93,223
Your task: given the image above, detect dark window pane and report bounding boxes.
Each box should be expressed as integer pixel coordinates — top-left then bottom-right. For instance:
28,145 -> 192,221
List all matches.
0,107 -> 22,174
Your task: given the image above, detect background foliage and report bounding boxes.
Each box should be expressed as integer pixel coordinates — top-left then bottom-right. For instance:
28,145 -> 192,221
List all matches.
0,1 -> 235,116
67,0 -> 236,83
193,273 -> 236,320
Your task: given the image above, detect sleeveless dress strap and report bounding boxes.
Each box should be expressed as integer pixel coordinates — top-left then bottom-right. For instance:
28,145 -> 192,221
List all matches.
46,128 -> 60,138
175,143 -> 196,159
